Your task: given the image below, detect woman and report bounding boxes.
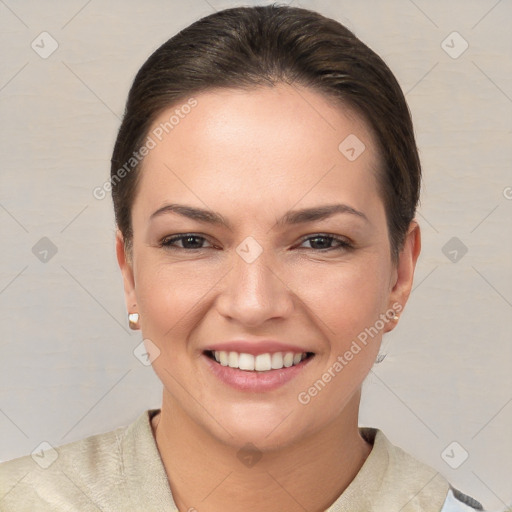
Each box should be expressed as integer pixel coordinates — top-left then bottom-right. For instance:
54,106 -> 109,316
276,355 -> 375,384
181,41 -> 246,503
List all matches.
0,5 -> 486,511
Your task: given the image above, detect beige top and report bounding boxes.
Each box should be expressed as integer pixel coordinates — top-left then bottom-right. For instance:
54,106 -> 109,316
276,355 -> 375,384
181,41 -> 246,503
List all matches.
0,409 -> 462,511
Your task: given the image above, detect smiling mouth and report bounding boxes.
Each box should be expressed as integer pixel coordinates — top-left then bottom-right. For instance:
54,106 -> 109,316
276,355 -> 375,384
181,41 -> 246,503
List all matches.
204,350 -> 314,372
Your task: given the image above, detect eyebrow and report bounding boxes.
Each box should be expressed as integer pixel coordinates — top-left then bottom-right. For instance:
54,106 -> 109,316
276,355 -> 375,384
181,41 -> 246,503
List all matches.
149,203 -> 369,229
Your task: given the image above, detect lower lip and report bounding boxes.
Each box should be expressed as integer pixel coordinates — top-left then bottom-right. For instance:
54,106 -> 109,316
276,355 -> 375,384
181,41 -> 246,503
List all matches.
203,353 -> 313,392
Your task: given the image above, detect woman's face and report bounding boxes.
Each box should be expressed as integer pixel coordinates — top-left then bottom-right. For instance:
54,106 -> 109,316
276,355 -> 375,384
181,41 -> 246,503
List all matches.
117,83 -> 419,450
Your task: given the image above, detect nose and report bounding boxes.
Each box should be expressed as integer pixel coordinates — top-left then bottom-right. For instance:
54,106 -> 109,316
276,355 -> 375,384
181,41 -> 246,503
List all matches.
215,245 -> 294,327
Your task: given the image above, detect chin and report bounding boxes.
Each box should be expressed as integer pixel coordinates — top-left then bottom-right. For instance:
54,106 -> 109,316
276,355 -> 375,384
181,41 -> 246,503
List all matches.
206,402 -> 315,453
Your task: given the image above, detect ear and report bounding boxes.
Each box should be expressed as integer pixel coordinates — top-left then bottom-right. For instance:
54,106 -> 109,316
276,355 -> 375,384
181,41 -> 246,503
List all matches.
115,230 -> 137,314
384,220 -> 421,333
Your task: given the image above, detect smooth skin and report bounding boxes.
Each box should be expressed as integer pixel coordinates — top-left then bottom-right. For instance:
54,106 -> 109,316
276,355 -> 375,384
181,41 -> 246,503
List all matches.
116,83 -> 421,512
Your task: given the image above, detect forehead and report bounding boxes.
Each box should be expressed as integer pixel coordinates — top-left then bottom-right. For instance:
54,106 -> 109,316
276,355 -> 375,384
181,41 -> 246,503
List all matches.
134,84 -> 382,221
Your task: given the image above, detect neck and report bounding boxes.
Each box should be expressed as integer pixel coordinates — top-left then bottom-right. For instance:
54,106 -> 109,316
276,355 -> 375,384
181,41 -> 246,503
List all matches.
151,390 -> 372,512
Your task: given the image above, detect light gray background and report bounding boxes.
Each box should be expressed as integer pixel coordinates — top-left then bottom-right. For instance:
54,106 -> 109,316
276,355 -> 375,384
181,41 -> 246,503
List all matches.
1,0 -> 511,509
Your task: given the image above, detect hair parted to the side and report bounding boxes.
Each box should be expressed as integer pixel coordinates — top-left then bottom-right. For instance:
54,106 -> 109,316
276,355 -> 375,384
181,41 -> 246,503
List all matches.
111,4 -> 421,264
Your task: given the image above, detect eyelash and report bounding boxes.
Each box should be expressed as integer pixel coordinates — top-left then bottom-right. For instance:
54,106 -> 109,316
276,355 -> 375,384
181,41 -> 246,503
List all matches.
159,233 -> 353,252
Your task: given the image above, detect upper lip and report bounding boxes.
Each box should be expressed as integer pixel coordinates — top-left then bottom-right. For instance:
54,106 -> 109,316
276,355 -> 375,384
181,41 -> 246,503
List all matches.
203,340 -> 312,356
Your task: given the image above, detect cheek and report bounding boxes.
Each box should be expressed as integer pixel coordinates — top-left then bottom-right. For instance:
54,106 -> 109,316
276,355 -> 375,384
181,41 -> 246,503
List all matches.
294,261 -> 389,418
135,260 -> 219,338
301,256 -> 391,338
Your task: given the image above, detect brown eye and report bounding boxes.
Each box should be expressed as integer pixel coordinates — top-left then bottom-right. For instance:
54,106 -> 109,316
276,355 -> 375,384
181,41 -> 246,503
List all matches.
299,234 -> 352,251
161,234 -> 212,250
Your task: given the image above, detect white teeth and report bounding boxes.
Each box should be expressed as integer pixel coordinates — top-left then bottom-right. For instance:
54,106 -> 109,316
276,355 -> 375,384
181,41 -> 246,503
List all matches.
271,352 -> 283,369
238,353 -> 255,371
255,353 -> 272,371
219,351 -> 228,366
211,350 -> 308,371
283,352 -> 294,367
228,351 -> 238,368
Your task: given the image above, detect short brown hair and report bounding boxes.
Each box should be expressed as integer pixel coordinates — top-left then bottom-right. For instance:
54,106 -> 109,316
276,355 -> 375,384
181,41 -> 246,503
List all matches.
111,4 -> 420,264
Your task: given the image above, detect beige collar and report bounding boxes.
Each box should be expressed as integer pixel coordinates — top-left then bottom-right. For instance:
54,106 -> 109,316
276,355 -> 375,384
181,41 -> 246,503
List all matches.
123,410 -> 449,511
326,427 -> 449,511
